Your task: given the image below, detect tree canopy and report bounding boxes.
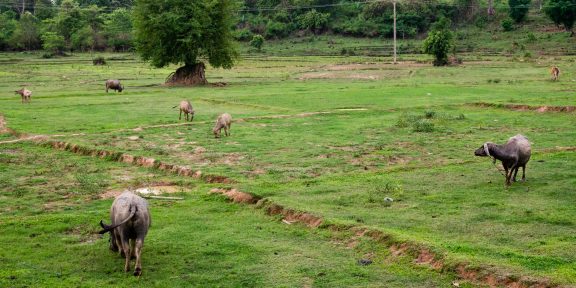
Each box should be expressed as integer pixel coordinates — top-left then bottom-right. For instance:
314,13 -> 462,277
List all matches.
544,0 -> 576,33
132,0 -> 239,69
509,0 -> 531,23
422,17 -> 454,66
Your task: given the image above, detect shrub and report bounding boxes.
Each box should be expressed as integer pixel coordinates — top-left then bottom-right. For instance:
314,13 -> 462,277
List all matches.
41,32 -> 65,55
502,18 -> 514,31
249,34 -> 264,51
526,32 -> 537,42
92,56 -> 106,65
413,119 -> 435,132
422,17 -> 454,66
296,9 -> 330,34
234,28 -> 253,41
265,21 -> 290,39
508,0 -> 531,23
425,111 -> 436,119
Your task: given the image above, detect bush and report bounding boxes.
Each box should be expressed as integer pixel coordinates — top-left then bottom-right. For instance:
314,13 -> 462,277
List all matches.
509,0 -> 531,23
41,32 -> 65,55
249,34 -> 264,51
234,28 -> 253,41
526,32 -> 537,42
413,119 -> 435,132
501,18 -> 514,31
92,56 -> 106,65
296,9 -> 330,34
422,17 -> 453,66
265,21 -> 290,39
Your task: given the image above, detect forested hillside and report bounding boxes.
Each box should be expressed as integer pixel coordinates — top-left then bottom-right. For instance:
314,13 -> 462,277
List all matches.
0,0 -> 573,55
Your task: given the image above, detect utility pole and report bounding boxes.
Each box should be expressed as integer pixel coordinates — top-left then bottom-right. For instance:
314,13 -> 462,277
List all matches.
393,1 -> 397,64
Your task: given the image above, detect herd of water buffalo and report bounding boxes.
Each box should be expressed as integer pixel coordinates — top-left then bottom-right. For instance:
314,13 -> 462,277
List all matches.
12,76 -> 535,276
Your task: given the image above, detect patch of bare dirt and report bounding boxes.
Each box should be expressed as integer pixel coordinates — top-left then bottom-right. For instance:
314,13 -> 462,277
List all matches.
470,102 -> 576,113
101,185 -> 184,199
203,175 -> 234,184
415,249 -> 443,270
100,189 -> 124,199
251,168 -> 266,175
327,145 -> 358,152
298,72 -> 379,80
390,243 -> 410,257
455,263 -> 556,288
265,203 -> 323,228
0,114 -> 7,133
65,224 -> 100,244
209,188 -> 259,204
179,148 -> 245,167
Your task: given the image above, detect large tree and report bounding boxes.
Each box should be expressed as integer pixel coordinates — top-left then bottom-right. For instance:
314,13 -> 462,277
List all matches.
544,0 -> 576,35
133,0 -> 239,85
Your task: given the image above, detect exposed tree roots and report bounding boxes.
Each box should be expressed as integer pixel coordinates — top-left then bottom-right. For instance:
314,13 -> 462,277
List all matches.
165,62 -> 208,86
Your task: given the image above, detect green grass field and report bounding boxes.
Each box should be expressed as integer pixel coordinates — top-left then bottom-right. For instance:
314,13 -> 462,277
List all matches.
1,50 -> 575,287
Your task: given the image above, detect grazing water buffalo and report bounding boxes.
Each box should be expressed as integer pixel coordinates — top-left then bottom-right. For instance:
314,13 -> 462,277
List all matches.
105,80 -> 124,93
551,66 -> 560,81
213,113 -> 232,138
99,192 -> 151,276
15,88 -> 32,103
173,100 -> 195,121
475,134 -> 531,186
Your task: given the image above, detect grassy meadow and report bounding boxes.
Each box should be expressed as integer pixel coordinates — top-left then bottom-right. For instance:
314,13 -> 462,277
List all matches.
1,49 -> 575,287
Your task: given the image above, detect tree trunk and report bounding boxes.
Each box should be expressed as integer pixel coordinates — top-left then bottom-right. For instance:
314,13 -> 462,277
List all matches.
487,0 -> 495,16
165,62 -> 208,86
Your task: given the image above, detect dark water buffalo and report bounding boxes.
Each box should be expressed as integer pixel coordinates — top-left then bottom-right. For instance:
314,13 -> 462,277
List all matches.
99,192 -> 151,276
105,79 -> 124,93
474,134 -> 531,186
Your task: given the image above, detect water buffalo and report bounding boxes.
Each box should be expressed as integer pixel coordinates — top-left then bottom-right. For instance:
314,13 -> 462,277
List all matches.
99,192 -> 151,276
213,113 -> 232,138
474,134 -> 531,186
105,80 -> 124,93
15,88 -> 32,104
173,100 -> 195,121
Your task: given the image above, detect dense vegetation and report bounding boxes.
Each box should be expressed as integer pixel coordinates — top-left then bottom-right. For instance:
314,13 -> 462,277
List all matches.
0,0 -> 574,54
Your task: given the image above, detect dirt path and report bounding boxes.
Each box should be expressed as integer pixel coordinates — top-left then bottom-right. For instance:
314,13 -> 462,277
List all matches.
0,108 -> 370,144
470,102 -> 576,113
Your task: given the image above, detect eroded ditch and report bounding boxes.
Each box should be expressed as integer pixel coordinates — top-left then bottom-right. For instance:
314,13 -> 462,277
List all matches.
23,138 -> 564,287
471,102 -> 576,113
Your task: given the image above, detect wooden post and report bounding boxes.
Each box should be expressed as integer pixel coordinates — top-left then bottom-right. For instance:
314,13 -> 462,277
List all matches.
393,1 -> 397,64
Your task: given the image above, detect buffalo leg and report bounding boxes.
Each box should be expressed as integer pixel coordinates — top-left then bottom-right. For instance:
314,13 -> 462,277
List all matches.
133,238 -> 144,276
120,236 -> 131,272
521,165 -> 526,181
512,167 -> 519,182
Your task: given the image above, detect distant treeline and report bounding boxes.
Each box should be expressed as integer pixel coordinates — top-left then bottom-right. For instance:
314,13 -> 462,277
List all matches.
0,0 -> 532,52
